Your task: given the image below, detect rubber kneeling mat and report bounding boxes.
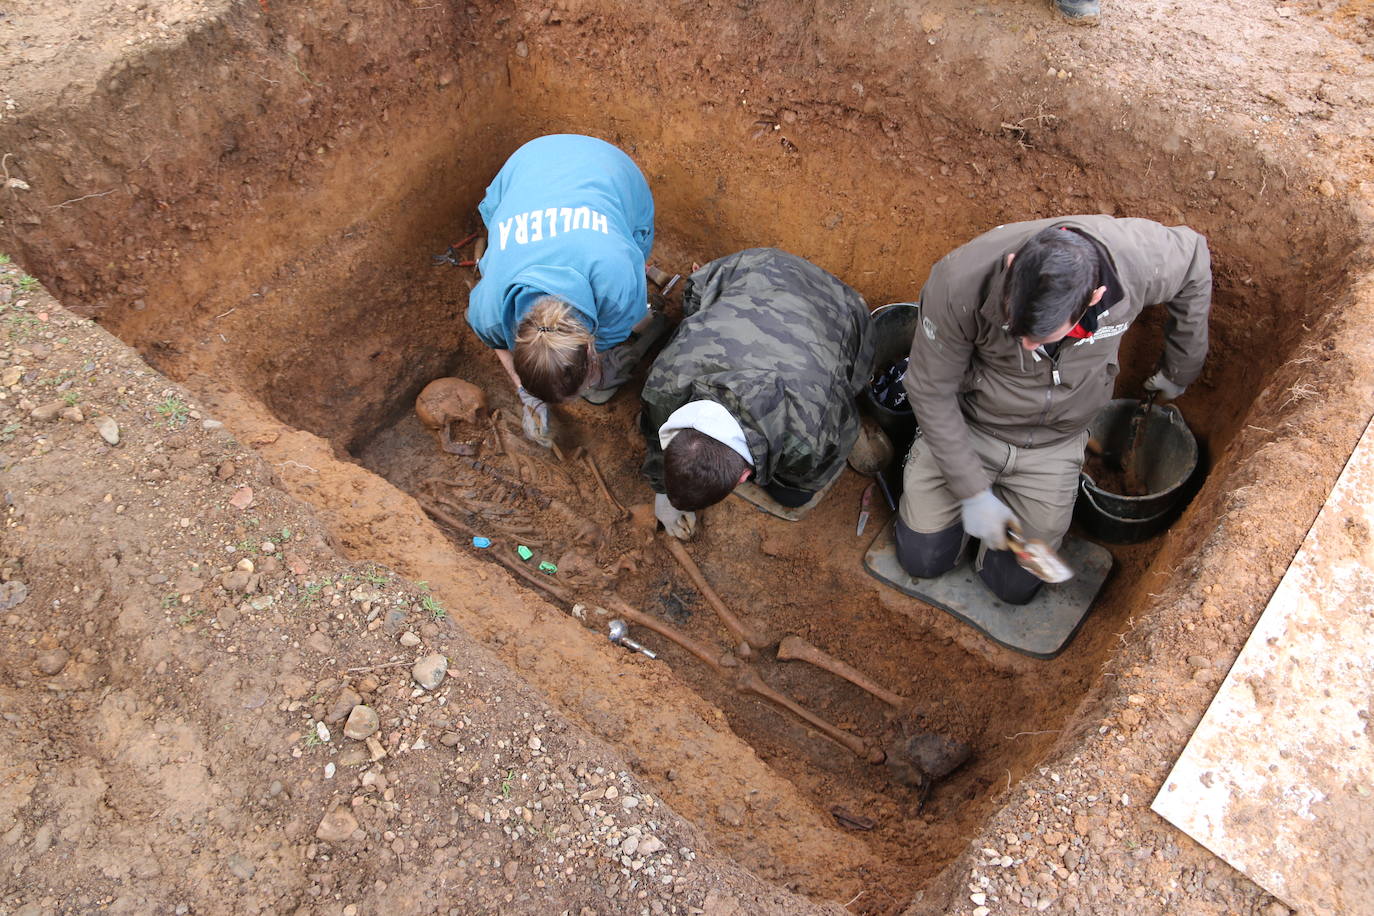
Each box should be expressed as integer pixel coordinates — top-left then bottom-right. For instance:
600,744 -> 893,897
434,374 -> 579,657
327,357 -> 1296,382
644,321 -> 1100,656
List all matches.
862,519 -> 1113,659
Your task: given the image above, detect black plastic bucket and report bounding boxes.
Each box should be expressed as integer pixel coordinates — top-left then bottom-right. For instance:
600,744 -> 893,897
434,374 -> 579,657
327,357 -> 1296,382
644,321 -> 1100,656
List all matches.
1076,398 -> 1200,543
860,302 -> 921,452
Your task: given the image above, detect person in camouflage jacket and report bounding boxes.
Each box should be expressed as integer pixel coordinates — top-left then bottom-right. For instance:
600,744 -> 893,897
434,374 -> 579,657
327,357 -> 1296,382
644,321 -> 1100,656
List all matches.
639,248 -> 875,539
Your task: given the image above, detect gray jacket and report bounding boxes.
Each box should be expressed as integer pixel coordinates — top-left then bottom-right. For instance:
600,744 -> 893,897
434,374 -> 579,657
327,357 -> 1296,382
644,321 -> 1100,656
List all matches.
905,215 -> 1211,500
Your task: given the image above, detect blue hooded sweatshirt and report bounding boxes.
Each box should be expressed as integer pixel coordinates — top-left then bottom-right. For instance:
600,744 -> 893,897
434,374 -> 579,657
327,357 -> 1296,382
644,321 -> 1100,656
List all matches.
466,135 -> 655,352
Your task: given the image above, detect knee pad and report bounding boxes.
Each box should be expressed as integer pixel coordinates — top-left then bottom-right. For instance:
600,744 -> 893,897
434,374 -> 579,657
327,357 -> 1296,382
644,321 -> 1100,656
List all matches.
978,548 -> 1043,605
895,519 -> 966,578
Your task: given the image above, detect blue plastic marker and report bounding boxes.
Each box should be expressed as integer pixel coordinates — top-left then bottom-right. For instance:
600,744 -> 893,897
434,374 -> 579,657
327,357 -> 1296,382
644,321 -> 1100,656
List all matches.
472,536 -> 492,549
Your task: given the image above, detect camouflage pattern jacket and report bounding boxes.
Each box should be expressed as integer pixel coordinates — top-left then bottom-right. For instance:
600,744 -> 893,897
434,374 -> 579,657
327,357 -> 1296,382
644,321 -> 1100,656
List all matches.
640,248 -> 875,493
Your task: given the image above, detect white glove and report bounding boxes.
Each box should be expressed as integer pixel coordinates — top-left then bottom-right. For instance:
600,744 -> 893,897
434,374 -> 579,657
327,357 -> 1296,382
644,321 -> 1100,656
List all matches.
1143,370 -> 1186,401
517,387 -> 552,448
654,493 -> 698,541
960,488 -> 1016,551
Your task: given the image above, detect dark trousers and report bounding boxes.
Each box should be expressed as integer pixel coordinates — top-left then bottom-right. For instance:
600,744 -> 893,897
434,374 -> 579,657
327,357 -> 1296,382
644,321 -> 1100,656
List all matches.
894,517 -> 1043,605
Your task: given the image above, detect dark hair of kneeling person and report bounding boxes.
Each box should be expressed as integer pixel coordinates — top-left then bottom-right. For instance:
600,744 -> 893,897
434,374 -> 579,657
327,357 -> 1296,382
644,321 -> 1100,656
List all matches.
663,428 -> 817,511
663,428 -> 751,512
1004,227 -> 1101,341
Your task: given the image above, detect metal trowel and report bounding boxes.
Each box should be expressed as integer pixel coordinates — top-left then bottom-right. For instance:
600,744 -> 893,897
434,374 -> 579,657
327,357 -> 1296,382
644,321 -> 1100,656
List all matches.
1006,520 -> 1074,583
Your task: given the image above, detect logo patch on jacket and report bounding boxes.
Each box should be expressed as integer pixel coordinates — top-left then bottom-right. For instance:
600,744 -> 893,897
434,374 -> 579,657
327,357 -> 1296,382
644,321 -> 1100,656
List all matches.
1072,321 -> 1130,345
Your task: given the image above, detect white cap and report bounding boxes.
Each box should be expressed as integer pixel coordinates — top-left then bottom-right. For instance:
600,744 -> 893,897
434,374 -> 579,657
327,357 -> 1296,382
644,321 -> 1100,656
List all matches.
658,400 -> 753,466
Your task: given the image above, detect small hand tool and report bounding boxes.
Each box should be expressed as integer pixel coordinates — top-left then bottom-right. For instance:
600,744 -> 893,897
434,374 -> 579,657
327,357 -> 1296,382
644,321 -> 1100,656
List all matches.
432,246 -> 477,267
645,266 -> 683,310
608,619 -> 658,659
1006,520 -> 1074,583
856,481 -> 874,536
432,229 -> 482,267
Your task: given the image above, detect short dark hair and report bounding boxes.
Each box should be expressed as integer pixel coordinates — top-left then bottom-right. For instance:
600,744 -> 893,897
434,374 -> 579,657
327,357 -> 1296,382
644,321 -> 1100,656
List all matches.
663,429 -> 749,512
1005,227 -> 1100,341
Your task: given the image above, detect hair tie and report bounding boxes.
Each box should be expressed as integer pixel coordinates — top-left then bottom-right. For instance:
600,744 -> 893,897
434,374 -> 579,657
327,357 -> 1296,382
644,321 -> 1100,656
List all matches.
537,325 -> 554,333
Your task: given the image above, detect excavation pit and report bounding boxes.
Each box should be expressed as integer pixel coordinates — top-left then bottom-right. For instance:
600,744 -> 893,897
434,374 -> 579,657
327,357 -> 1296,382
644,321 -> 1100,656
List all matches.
3,1 -> 1370,911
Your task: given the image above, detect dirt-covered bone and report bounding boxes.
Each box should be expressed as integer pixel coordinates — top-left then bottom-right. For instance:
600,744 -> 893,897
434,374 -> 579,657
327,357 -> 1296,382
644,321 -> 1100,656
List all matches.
662,534 -> 772,658
777,634 -> 907,709
604,596 -> 883,762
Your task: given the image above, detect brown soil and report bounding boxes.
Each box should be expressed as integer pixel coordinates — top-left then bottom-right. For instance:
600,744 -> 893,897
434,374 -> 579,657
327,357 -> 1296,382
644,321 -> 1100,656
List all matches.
1082,452 -> 1132,497
3,0 -> 1374,914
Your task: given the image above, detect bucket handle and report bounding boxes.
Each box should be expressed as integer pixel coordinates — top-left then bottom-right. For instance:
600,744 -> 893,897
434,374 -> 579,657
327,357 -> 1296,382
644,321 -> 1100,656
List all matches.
1077,477 -> 1174,526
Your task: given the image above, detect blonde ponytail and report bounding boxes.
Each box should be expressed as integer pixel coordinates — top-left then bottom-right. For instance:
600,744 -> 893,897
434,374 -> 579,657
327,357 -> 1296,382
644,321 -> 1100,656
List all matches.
513,296 -> 595,403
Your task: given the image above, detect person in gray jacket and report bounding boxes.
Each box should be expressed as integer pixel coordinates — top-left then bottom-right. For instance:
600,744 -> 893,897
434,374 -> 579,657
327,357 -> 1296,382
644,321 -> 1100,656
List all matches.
898,216 -> 1211,603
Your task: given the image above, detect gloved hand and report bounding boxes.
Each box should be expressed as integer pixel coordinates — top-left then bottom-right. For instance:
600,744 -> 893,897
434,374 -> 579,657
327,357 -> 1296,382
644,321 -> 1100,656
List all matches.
654,493 -> 698,541
1143,370 -> 1186,402
518,386 -> 552,448
960,488 -> 1016,551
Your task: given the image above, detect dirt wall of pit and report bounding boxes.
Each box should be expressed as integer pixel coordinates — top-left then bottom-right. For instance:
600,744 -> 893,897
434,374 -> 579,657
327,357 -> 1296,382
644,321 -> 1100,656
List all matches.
0,0 -> 1360,452
5,0 -> 1374,912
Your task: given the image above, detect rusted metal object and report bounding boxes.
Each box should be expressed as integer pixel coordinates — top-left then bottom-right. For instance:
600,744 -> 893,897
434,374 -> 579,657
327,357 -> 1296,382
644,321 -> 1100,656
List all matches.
830,806 -> 876,831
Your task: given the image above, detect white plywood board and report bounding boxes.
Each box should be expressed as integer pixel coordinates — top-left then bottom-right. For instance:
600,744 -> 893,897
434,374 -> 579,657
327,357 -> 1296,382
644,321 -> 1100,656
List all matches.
1153,417 -> 1374,916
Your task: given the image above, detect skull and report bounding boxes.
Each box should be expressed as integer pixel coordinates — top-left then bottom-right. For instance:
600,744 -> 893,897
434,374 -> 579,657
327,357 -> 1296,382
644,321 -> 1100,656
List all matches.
415,377 -> 488,454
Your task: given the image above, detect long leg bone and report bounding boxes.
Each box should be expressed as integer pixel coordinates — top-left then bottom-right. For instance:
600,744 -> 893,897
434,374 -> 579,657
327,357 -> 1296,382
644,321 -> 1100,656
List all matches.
604,597 -> 881,762
776,635 -> 906,709
604,597 -> 730,676
735,667 -> 886,764
661,535 -> 770,659
583,451 -> 629,518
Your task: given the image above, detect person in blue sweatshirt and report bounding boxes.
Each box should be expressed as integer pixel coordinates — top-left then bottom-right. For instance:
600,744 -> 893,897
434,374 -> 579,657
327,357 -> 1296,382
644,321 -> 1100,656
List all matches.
466,134 -> 658,446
